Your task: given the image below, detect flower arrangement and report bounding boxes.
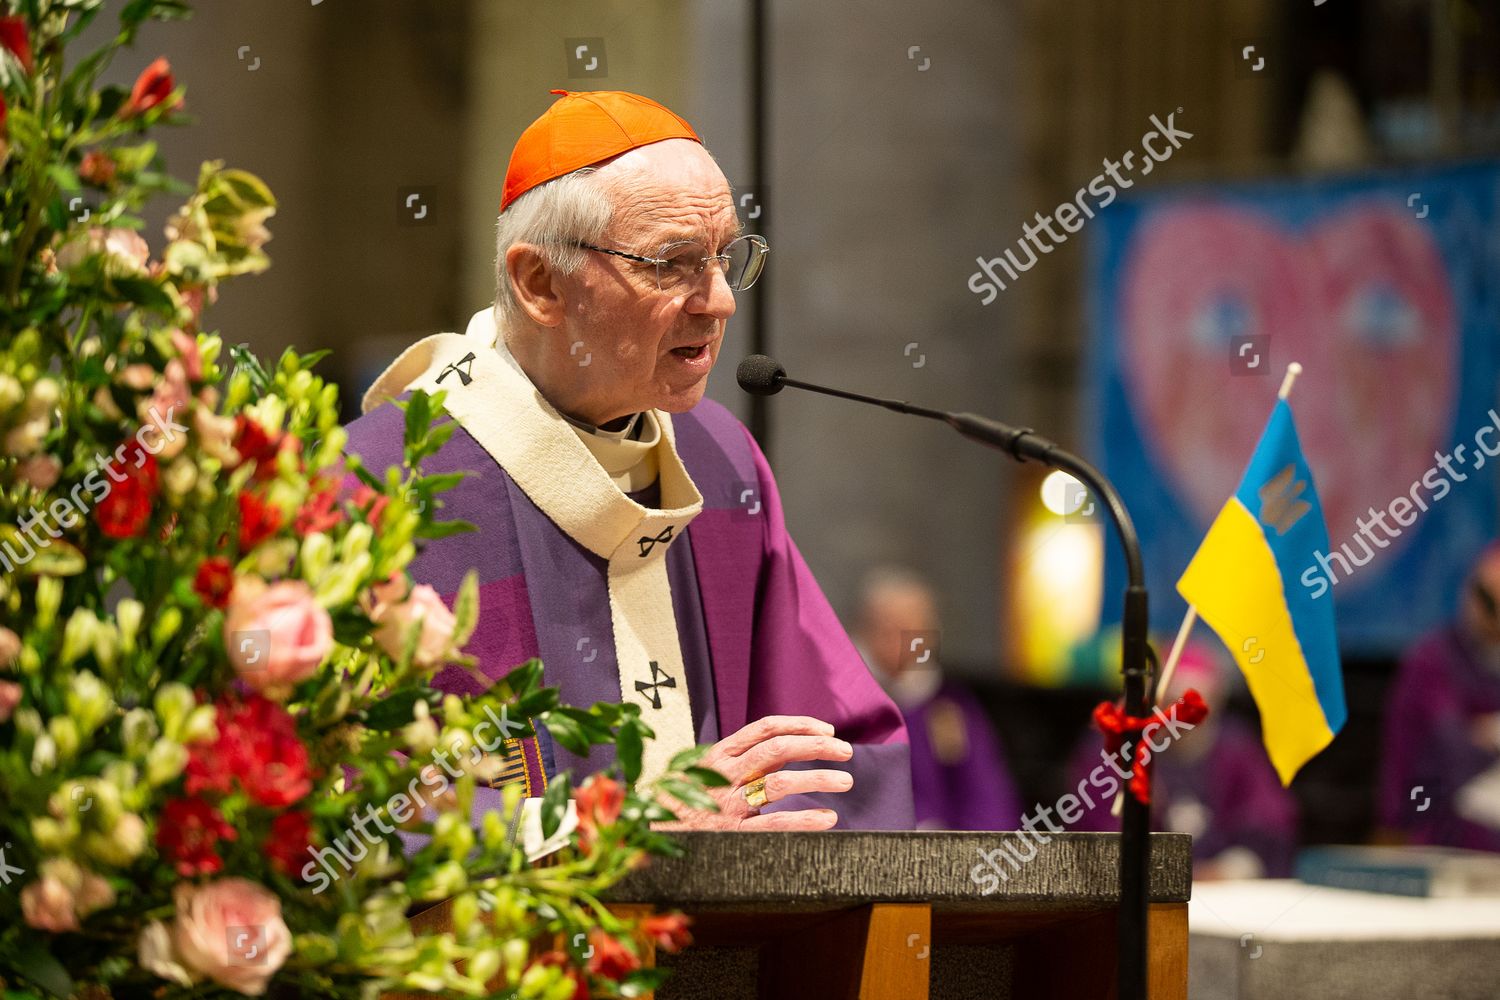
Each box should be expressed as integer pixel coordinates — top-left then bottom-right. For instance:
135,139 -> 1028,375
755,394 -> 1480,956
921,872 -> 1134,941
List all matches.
0,2 -> 724,997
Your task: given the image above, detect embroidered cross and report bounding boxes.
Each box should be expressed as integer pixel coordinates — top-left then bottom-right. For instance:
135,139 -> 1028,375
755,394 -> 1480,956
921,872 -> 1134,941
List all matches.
635,660 -> 677,709
436,352 -> 476,386
637,525 -> 674,557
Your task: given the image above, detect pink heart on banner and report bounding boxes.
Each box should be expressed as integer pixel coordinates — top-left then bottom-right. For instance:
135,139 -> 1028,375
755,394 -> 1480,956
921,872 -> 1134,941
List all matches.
1119,201 -> 1457,586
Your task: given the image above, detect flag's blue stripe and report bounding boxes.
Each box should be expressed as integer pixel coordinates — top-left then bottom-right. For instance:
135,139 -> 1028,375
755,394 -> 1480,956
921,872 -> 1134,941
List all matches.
1232,400 -> 1347,732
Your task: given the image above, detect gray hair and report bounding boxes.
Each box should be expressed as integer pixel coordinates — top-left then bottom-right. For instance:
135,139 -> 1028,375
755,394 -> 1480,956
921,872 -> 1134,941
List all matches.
492,167 -> 615,334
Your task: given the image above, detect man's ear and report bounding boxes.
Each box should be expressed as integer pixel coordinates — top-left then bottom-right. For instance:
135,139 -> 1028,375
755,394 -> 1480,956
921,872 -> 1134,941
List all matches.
506,244 -> 567,328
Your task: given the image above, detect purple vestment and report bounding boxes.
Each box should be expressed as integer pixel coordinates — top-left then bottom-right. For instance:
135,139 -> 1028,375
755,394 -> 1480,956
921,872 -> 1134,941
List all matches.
1378,623 -> 1500,852
898,680 -> 1021,831
343,394 -> 914,830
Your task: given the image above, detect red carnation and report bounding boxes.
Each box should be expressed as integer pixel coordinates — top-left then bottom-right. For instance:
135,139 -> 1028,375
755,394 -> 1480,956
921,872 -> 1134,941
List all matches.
185,693 -> 314,808
574,773 -> 624,850
0,17 -> 33,75
265,810 -> 314,878
79,149 -> 117,188
192,556 -> 235,609
237,491 -> 282,551
157,797 -> 238,877
294,485 -> 342,535
96,441 -> 159,539
233,415 -> 280,481
123,57 -> 177,118
586,928 -> 641,981
640,913 -> 693,953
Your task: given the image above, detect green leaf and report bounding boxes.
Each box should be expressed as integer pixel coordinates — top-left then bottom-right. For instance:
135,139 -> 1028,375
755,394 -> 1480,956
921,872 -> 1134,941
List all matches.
110,276 -> 175,312
8,939 -> 73,999
360,688 -> 438,730
542,713 -> 590,756
667,745 -> 709,773
660,778 -> 719,813
450,569 -> 479,648
617,719 -> 644,785
414,519 -> 477,540
403,391 -> 432,451
539,770 -> 572,840
685,765 -> 731,788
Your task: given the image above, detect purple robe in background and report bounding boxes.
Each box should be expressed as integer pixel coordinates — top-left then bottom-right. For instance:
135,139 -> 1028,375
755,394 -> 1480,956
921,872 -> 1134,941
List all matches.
343,392 -> 914,831
1067,716 -> 1298,876
898,680 -> 1021,831
1377,624 -> 1500,852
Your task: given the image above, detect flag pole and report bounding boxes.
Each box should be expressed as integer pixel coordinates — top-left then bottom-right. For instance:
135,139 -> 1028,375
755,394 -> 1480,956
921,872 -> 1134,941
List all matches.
1109,362 -> 1303,818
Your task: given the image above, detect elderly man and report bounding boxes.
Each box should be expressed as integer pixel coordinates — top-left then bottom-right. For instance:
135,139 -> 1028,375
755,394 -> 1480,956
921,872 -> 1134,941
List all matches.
344,89 -> 913,831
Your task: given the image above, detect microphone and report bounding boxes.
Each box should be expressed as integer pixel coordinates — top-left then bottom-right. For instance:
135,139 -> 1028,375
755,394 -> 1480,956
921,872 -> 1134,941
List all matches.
737,351 -> 1155,1000
736,353 -> 1059,465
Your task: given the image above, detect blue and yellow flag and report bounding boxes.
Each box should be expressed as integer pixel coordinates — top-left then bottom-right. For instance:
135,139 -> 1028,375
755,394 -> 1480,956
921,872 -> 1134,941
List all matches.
1176,399 -> 1345,785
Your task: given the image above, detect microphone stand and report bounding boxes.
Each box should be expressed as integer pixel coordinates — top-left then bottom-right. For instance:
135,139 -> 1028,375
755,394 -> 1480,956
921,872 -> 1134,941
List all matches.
775,374 -> 1154,1000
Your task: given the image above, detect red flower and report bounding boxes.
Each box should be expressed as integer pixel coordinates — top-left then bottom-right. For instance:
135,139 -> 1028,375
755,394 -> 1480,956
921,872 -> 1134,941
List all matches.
586,928 -> 641,981
0,17 -> 33,75
185,693 -> 314,808
352,484 -> 390,529
96,440 -> 159,539
574,773 -> 624,850
294,485 -> 342,535
156,797 -> 238,877
640,913 -> 693,953
265,810 -> 314,878
237,491 -> 282,551
193,556 -> 235,609
123,57 -> 177,118
233,415 -> 280,480
79,149 -> 116,187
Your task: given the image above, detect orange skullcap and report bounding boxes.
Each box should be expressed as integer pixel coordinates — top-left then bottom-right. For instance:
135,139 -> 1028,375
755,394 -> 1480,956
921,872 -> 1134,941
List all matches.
500,89 -> 702,212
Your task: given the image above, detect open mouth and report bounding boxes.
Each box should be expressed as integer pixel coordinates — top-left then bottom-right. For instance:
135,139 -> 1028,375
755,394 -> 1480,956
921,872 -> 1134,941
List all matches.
670,344 -> 708,359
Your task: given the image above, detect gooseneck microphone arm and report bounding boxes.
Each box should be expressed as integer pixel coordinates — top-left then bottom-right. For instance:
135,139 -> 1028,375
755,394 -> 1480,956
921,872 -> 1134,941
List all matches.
738,355 -> 1154,1000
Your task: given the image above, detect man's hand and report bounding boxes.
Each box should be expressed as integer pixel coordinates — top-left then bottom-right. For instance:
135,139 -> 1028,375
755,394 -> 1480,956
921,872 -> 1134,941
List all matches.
655,715 -> 854,830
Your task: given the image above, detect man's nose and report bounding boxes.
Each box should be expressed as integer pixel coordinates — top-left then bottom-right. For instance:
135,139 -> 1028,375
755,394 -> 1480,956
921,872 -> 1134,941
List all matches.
687,264 -> 737,319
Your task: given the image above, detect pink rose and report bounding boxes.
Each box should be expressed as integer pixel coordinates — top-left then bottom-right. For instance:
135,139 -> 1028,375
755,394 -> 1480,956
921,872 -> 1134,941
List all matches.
0,680 -> 20,723
371,583 -> 456,668
168,879 -> 292,995
16,454 -> 60,490
137,358 -> 190,460
170,328 -> 203,381
19,860 -> 115,932
224,579 -> 332,699
0,626 -> 19,670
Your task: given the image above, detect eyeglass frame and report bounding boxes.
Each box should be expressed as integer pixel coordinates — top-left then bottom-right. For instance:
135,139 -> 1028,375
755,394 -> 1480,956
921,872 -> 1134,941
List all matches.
571,234 -> 770,291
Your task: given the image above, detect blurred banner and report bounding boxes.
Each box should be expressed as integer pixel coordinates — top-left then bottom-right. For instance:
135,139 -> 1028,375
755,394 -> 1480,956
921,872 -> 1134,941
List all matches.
1086,161 -> 1500,655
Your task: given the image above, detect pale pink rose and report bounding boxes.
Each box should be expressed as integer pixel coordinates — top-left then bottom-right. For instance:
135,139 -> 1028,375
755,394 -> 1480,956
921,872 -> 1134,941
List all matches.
119,363 -> 156,390
137,359 -> 190,460
16,454 -> 60,490
194,406 -> 237,464
170,328 -> 203,381
0,627 -> 19,670
102,228 -> 150,274
170,879 -> 292,996
0,680 -> 20,722
139,921 -> 197,988
20,873 -> 80,932
224,579 -> 332,698
372,583 -> 456,668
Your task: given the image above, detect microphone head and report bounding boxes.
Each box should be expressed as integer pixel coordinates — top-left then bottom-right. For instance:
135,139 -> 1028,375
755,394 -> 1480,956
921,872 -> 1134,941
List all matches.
736,354 -> 787,396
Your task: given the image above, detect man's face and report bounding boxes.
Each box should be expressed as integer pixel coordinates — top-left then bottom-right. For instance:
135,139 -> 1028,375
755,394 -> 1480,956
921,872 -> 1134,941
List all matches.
552,139 -> 739,425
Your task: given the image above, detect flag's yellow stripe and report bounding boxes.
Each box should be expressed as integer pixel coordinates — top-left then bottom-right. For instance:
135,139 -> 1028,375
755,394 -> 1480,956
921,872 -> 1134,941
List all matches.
1177,497 -> 1335,785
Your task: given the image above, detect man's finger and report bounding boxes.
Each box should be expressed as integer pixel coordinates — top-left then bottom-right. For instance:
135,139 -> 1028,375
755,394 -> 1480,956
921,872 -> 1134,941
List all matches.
759,767 -> 853,804
740,808 -> 839,832
714,715 -> 836,757
733,734 -> 853,779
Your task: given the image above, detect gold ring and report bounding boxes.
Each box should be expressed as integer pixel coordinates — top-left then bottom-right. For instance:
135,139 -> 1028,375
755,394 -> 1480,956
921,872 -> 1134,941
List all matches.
742,776 -> 769,810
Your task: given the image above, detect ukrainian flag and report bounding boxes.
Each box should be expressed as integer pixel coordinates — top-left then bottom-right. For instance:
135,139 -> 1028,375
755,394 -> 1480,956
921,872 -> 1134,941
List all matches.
1176,399 -> 1345,785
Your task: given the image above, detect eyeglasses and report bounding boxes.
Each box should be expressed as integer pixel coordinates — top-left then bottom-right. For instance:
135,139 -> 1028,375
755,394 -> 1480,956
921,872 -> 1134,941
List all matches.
574,235 -> 769,292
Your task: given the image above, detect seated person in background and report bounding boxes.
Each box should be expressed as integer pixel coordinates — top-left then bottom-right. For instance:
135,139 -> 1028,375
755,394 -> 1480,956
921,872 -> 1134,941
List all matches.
1067,641 -> 1298,878
1378,543 -> 1500,852
852,567 -> 1022,831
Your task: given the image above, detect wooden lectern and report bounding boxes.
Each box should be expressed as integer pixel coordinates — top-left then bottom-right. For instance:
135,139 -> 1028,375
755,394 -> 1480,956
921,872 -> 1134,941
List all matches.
407,830 -> 1192,1000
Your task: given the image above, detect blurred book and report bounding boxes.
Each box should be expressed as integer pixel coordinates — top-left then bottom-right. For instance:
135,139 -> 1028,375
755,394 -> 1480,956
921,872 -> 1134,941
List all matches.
1296,845 -> 1500,898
